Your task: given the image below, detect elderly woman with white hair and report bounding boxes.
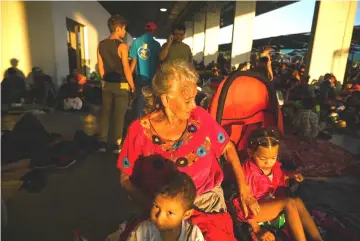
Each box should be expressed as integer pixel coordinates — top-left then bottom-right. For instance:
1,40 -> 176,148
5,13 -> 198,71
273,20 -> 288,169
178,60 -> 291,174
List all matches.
117,60 -> 259,240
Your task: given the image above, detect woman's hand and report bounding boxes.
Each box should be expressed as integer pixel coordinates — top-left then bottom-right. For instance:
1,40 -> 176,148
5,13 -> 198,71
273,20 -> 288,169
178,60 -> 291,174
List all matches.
239,183 -> 260,217
222,142 -> 260,217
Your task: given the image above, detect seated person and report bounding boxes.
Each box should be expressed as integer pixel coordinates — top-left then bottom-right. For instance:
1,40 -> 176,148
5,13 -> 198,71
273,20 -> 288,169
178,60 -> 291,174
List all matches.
319,73 -> 336,103
341,91 -> 360,129
1,67 -> 27,104
69,68 -> 87,85
58,75 -> 82,109
32,67 -> 53,105
292,98 -> 320,139
230,128 -> 323,241
279,63 -> 289,77
345,81 -> 360,94
3,58 -> 26,79
284,78 -> 301,103
298,75 -> 316,99
126,171 -> 205,241
205,66 -> 224,90
292,70 -> 301,84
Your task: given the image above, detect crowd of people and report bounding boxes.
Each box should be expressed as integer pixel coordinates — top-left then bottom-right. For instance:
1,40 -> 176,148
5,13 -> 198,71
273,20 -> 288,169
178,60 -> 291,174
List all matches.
1,58 -> 103,112
1,60 -> 56,106
2,12 -> 359,241
94,14 -> 336,241
197,45 -> 360,140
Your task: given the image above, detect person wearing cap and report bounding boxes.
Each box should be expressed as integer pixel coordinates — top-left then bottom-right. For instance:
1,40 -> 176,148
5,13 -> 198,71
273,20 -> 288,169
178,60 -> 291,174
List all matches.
129,21 -> 161,118
159,24 -> 193,65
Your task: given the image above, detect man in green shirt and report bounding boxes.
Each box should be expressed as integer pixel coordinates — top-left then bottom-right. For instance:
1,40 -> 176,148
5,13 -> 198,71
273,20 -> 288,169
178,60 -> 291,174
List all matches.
159,24 -> 193,64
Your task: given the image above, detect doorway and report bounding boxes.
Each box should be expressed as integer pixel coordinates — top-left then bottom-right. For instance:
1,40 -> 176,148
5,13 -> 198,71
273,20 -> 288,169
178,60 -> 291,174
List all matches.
66,18 -> 86,76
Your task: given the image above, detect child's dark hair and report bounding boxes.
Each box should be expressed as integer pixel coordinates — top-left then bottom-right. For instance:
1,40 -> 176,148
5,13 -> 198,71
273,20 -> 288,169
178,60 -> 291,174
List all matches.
248,128 -> 281,151
302,97 -> 315,110
107,14 -> 127,33
155,172 -> 196,211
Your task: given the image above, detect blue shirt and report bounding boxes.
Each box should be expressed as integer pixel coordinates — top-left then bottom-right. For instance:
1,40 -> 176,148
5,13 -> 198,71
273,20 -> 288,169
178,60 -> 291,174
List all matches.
129,33 -> 161,82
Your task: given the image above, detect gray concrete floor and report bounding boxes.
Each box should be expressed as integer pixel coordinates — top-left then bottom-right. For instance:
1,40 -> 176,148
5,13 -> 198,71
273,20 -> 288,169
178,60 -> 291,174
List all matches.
4,152 -> 139,241
2,111 -> 360,240
2,111 -> 139,241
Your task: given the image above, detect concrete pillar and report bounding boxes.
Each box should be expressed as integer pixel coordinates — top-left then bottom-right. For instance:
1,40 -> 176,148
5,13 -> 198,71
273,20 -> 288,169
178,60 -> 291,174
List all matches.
192,12 -> 206,63
183,21 -> 194,53
204,3 -> 220,66
306,1 -> 358,84
231,1 -> 256,68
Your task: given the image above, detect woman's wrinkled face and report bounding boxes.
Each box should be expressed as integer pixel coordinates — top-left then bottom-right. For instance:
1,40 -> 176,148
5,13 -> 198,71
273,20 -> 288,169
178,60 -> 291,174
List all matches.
167,82 -> 197,120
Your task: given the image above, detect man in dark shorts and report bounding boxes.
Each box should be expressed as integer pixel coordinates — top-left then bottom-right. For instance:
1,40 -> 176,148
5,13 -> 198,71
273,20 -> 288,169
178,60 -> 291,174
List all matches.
97,14 -> 135,154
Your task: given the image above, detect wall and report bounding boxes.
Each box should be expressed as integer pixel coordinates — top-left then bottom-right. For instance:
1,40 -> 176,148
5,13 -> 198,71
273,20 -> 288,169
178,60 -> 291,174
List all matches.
231,1 -> 256,68
193,12 -> 206,63
306,1 -> 358,83
52,1 -> 110,85
24,2 -> 56,82
204,4 -> 220,66
1,1 -> 32,80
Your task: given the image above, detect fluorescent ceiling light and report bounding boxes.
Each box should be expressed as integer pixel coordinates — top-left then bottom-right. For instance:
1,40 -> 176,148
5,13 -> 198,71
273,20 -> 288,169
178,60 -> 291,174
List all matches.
160,8 -> 167,12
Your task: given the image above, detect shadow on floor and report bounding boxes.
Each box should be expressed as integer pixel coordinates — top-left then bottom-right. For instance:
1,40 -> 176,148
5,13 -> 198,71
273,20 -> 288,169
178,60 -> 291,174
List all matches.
3,152 -> 140,241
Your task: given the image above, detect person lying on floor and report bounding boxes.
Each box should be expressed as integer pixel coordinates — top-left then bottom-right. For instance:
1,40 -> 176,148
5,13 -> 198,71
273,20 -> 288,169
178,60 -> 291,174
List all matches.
230,128 -> 323,241
125,171 -> 205,241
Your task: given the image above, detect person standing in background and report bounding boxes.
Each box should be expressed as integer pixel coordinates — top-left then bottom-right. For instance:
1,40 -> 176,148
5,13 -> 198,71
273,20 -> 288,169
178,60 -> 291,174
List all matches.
97,14 -> 135,154
129,22 -> 161,118
159,24 -> 193,65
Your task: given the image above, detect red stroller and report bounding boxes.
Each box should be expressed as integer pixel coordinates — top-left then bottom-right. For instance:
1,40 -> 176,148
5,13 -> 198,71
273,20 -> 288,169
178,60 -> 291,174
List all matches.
209,71 -> 283,152
209,71 -> 295,241
209,71 -> 283,179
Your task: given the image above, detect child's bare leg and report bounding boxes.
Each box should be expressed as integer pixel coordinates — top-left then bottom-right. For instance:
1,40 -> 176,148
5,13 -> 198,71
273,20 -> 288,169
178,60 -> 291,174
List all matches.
294,197 -> 323,241
254,198 -> 306,241
248,219 -> 275,241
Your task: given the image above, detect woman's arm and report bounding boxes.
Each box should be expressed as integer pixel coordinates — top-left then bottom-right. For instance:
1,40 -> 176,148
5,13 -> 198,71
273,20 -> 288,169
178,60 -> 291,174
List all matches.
118,43 -> 135,93
120,171 -> 152,210
222,141 -> 260,217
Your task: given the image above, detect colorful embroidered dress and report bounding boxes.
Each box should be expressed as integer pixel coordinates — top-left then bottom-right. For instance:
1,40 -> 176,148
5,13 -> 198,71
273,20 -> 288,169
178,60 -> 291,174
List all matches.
117,107 -> 229,197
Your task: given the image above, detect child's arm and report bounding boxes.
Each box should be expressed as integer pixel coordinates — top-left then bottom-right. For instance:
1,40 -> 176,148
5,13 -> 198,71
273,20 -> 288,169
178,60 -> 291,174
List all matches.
248,218 -> 261,233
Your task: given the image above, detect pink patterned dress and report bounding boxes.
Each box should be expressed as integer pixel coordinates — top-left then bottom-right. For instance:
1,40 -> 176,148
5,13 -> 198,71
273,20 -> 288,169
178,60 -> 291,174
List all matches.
117,106 -> 229,197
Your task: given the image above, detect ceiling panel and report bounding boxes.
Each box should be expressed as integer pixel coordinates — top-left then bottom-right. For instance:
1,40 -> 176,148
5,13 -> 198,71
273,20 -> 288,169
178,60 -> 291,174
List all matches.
99,1 -> 298,39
